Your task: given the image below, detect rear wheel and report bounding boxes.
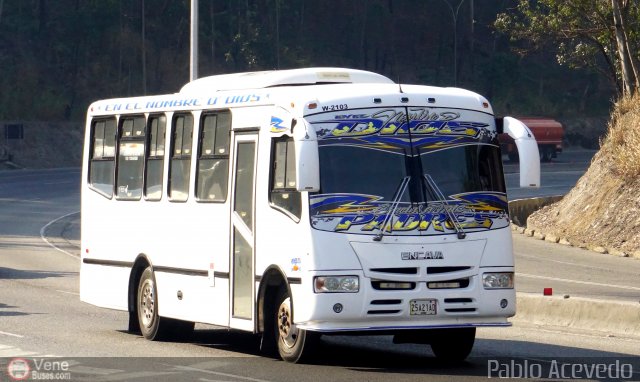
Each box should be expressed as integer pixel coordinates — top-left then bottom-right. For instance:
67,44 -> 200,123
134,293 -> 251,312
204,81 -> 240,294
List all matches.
138,267 -> 161,339
274,288 -> 317,363
137,267 -> 194,340
430,328 -> 476,362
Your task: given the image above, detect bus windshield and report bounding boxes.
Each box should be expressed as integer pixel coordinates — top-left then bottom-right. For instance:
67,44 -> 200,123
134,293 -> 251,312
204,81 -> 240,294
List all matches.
420,144 -> 506,198
311,142 -> 508,236
317,143 -> 505,203
318,145 -> 410,202
309,107 -> 509,236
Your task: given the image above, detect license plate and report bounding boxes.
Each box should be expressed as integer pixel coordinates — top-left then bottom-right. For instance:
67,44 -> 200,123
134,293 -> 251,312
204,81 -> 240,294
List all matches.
409,299 -> 437,315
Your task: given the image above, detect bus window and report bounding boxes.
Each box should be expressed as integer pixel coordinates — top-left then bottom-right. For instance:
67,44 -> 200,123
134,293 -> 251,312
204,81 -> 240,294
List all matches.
116,116 -> 146,200
270,136 -> 301,219
145,115 -> 166,201
169,114 -> 193,202
196,112 -> 231,202
89,117 -> 117,198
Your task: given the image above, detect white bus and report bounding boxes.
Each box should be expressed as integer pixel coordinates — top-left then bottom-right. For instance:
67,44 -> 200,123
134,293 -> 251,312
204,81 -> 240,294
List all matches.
80,67 -> 540,362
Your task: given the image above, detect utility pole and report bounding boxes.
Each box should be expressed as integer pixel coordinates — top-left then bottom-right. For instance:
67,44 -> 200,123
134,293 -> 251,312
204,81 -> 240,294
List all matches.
141,0 -> 147,94
440,0 -> 465,86
190,0 -> 198,81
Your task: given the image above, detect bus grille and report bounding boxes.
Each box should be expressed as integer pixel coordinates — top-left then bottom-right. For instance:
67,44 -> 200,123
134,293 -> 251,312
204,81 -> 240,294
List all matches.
371,280 -> 416,290
443,297 -> 477,313
370,267 -> 418,275
367,309 -> 402,315
367,300 -> 403,315
426,278 -> 470,289
366,298 -> 477,315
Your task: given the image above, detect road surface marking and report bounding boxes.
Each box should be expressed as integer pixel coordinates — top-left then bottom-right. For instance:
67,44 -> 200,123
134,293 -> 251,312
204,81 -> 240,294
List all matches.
516,252 -> 615,271
173,365 -> 271,382
43,181 -> 77,185
56,290 -> 80,296
40,211 -> 80,259
0,343 -> 59,358
517,272 -> 640,291
0,331 -> 24,338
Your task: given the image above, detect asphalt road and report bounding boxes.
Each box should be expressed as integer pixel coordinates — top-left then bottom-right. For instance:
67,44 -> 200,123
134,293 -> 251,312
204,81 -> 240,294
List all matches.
1,156 -> 639,381
504,147 -> 597,199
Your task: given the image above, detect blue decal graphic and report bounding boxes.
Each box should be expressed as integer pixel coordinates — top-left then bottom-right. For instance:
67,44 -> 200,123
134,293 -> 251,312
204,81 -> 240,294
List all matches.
310,192 -> 508,235
312,108 -> 496,154
270,116 -> 287,133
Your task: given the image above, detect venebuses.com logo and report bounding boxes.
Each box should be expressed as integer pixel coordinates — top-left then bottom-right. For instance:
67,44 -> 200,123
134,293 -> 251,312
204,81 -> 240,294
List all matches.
6,358 -> 71,381
6,358 -> 30,381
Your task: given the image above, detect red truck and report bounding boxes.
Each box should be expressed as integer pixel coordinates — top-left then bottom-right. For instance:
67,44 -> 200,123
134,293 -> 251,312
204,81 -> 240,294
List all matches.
499,117 -> 564,162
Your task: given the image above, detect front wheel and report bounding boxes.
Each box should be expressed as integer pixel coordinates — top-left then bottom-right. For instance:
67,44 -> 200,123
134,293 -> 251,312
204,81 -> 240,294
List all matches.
274,289 -> 317,363
430,328 -> 476,362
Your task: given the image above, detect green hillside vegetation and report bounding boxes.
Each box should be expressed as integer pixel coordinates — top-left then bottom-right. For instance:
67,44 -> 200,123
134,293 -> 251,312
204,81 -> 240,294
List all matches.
498,0 -> 640,256
0,1 -> 615,123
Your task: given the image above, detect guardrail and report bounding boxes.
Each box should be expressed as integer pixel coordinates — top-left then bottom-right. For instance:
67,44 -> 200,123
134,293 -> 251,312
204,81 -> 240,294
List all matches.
508,196 -> 563,227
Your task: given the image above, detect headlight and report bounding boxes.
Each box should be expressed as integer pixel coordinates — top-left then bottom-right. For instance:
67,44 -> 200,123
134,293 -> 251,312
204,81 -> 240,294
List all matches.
482,272 -> 514,289
314,276 -> 359,293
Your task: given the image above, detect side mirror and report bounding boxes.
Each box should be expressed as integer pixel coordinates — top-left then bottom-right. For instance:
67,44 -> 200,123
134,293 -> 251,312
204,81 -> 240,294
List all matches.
502,117 -> 540,188
293,118 -> 320,192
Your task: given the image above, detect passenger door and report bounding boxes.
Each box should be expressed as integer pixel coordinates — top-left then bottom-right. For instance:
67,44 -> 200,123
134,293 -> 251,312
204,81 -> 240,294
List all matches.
228,133 -> 258,331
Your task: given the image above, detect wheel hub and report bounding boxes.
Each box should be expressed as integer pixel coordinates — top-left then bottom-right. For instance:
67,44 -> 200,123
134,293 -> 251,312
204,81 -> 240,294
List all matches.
277,297 -> 298,348
139,280 -> 155,328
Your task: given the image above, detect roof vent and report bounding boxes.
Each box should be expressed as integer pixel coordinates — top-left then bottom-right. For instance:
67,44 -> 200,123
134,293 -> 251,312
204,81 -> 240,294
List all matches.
179,67 -> 394,94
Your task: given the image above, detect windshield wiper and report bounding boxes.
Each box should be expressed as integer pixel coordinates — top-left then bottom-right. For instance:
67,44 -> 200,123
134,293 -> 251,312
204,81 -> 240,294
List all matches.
423,174 -> 466,240
373,176 -> 411,242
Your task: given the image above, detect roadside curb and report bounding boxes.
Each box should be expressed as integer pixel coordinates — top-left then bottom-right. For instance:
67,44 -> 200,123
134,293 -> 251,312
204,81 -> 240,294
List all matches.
508,196 -> 563,227
509,196 -> 640,336
515,292 -> 640,338
509,197 -> 640,260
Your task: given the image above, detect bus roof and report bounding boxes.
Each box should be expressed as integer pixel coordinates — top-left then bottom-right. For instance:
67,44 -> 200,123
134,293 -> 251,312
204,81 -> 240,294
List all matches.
179,67 -> 394,93
87,68 -> 493,117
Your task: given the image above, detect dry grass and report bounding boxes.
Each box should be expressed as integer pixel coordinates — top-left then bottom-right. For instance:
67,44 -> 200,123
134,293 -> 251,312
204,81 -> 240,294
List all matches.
527,94 -> 640,255
601,95 -> 640,178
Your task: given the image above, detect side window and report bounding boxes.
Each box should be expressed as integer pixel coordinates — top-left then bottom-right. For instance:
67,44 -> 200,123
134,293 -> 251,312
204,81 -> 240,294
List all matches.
478,145 -> 506,193
89,117 -> 117,197
270,136 -> 301,219
168,113 -> 193,202
116,116 -> 146,200
145,114 -> 166,201
196,112 -> 231,202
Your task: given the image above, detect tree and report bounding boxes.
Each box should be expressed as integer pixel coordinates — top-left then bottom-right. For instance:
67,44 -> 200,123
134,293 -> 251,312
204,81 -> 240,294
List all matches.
495,0 -> 640,97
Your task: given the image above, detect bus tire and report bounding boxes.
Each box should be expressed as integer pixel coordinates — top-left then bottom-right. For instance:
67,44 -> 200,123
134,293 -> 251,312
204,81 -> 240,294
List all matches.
430,327 -> 475,362
137,267 -> 172,341
274,288 -> 317,363
540,146 -> 553,162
